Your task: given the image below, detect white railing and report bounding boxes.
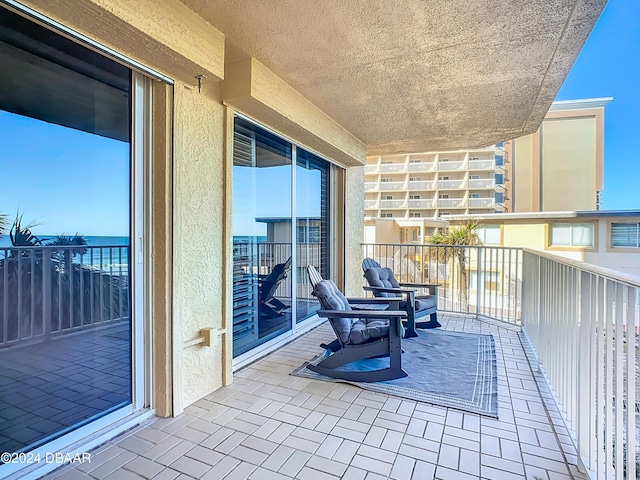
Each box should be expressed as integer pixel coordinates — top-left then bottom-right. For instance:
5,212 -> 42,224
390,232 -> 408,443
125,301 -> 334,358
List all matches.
0,245 -> 130,348
380,200 -> 405,209
468,197 -> 495,208
408,199 -> 434,208
364,182 -> 378,192
408,180 -> 436,190
438,160 -> 466,171
438,179 -> 466,189
364,200 -> 379,209
468,159 -> 496,170
522,250 -> 639,479
468,178 -> 495,189
380,164 -> 405,173
364,165 -> 378,175
438,198 -> 466,208
408,162 -> 435,172
361,243 -> 523,324
380,181 -> 405,191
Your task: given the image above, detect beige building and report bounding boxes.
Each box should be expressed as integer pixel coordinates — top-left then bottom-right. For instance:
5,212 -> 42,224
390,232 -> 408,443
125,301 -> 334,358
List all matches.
0,0 -> 606,478
504,98 -> 611,212
364,98 -> 611,245
447,211 -> 640,278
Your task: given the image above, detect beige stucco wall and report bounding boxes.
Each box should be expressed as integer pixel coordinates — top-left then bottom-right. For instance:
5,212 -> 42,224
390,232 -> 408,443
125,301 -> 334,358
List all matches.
344,167 -> 366,296
585,218 -> 640,277
512,136 -> 534,212
541,117 -> 597,211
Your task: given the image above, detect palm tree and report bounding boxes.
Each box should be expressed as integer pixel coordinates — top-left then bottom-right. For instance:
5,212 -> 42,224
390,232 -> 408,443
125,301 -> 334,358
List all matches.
427,221 -> 480,309
0,213 -> 8,236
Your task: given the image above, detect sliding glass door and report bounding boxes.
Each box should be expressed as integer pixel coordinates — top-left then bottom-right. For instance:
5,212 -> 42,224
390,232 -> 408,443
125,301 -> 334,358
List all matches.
232,117 -> 330,357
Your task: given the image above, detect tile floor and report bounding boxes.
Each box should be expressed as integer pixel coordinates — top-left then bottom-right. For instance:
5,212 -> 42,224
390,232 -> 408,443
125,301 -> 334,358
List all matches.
44,314 -> 586,480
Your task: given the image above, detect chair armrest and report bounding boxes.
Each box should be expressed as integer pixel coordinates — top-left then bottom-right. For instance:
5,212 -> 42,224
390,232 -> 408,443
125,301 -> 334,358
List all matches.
346,297 -> 401,304
317,310 -> 407,319
398,282 -> 441,288
363,286 -> 414,295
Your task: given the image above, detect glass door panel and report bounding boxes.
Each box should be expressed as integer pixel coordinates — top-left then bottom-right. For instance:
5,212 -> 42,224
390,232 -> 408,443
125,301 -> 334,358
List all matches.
295,151 -> 329,322
0,7 -> 132,458
232,118 -> 292,356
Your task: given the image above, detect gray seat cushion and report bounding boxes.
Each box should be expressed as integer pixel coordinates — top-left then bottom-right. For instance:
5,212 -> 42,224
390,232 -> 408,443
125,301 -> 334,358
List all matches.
313,279 -> 392,345
415,295 -> 437,311
349,318 -> 388,344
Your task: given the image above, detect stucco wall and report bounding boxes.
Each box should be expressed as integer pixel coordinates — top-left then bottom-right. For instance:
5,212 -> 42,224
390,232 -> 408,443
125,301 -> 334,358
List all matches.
345,166 -> 365,296
513,136 -> 534,212
541,117 -> 597,211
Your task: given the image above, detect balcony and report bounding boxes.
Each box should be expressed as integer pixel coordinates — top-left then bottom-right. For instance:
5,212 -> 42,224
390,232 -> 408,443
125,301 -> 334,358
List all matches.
364,182 -> 378,192
468,197 -> 495,208
408,180 -> 436,191
408,162 -> 435,172
468,178 -> 495,189
438,198 -> 466,208
438,179 -> 466,189
379,163 -> 405,173
39,243 -> 639,480
364,165 -> 379,175
468,159 -> 496,170
379,199 -> 406,209
408,199 -> 435,208
364,200 -> 379,209
438,160 -> 466,171
380,181 -> 405,191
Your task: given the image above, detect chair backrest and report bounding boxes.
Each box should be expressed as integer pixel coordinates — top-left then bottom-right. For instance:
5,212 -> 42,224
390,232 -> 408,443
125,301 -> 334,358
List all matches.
260,257 -> 292,301
308,268 -> 354,345
363,267 -> 401,298
362,258 -> 382,273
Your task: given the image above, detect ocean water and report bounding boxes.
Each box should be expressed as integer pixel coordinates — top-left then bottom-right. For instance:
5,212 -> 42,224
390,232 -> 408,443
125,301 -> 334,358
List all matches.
0,235 -> 130,274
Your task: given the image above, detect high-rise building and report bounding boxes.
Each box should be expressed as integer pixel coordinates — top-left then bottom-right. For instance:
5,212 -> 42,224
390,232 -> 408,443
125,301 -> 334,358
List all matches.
364,98 -> 611,244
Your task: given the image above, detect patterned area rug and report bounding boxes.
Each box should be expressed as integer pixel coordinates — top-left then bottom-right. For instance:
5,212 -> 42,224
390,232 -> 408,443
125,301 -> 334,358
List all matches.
292,329 -> 498,417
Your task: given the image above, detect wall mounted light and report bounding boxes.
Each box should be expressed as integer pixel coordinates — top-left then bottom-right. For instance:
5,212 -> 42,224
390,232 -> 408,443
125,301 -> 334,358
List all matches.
195,74 -> 206,93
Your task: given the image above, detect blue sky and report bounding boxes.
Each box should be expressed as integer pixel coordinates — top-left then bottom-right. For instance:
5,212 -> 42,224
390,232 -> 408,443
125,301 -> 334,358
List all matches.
554,0 -> 640,210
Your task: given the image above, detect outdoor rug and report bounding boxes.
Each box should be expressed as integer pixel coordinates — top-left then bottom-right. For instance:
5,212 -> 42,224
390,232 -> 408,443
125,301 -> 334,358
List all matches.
291,330 -> 498,417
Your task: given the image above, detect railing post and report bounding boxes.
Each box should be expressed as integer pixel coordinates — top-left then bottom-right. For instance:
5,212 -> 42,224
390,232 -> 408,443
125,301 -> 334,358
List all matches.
43,248 -> 52,340
576,270 -> 592,474
476,247 -> 482,318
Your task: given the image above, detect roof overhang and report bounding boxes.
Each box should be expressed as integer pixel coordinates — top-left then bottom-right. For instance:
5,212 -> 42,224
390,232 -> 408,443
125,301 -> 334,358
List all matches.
181,0 -> 606,154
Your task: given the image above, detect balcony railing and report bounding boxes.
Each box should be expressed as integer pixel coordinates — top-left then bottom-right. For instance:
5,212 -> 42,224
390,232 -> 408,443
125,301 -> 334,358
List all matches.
364,182 -> 378,192
408,180 -> 436,190
379,164 -> 405,173
408,162 -> 435,172
468,197 -> 495,208
379,199 -> 405,209
364,200 -> 379,209
364,165 -> 378,175
0,245 -> 130,348
438,179 -> 466,189
468,159 -> 496,170
408,199 -> 434,208
438,198 -> 466,208
468,178 -> 495,189
438,160 -> 466,171
362,243 -> 639,479
380,181 -> 405,191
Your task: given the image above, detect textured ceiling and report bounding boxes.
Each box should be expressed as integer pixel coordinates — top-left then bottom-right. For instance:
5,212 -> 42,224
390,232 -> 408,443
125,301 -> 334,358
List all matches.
179,0 -> 606,154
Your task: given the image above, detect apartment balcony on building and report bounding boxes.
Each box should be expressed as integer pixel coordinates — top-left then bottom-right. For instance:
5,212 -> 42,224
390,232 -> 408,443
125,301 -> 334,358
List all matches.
379,181 -> 405,191
364,199 -> 379,209
437,159 -> 466,171
468,159 -> 496,170
408,179 -> 436,190
468,197 -> 496,208
438,197 -> 467,208
379,199 -> 406,209
408,161 -> 436,172
408,199 -> 435,208
468,178 -> 496,189
379,162 -> 406,174
364,164 -> 378,175
438,178 -> 467,189
364,181 -> 378,192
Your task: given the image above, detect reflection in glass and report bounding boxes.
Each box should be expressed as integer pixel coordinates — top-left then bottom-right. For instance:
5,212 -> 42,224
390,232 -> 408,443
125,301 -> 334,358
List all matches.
0,8 -> 131,457
296,151 -> 329,322
232,118 -> 292,356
